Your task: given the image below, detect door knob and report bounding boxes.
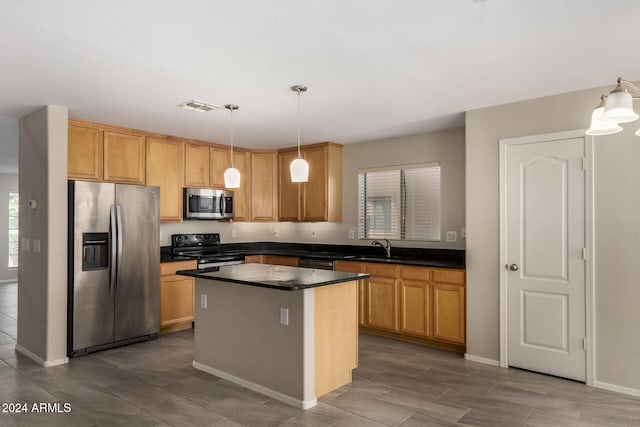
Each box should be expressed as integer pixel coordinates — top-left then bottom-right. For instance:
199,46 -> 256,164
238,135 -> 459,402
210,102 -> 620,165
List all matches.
508,264 -> 519,271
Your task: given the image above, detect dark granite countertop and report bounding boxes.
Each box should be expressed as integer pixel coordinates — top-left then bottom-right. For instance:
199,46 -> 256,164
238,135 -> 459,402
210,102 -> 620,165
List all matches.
177,263 -> 368,291
161,242 -> 465,269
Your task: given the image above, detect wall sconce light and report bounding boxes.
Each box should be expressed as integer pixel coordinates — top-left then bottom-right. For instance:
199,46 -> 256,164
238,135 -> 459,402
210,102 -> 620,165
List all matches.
586,78 -> 640,136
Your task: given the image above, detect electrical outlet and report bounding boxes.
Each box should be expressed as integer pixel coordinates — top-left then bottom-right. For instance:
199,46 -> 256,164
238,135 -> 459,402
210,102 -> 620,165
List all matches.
21,238 -> 29,251
348,229 -> 355,240
274,229 -> 279,237
460,227 -> 466,239
231,229 -> 237,238
311,229 -> 317,238
201,294 -> 207,309
33,239 -> 41,253
280,307 -> 289,326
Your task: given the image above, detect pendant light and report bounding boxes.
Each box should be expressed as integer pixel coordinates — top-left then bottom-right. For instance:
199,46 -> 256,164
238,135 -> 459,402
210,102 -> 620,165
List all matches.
586,95 -> 622,136
290,85 -> 309,183
223,104 -> 241,189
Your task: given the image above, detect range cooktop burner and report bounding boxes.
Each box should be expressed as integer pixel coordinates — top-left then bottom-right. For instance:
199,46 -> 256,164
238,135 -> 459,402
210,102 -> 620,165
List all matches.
171,233 -> 245,265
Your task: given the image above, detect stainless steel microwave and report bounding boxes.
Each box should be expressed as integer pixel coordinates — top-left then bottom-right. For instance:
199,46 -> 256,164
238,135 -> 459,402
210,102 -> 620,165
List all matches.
183,188 -> 234,220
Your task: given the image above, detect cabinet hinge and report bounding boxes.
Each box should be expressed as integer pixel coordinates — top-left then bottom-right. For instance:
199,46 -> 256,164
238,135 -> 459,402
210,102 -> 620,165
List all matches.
582,157 -> 587,171
583,337 -> 588,351
582,248 -> 586,260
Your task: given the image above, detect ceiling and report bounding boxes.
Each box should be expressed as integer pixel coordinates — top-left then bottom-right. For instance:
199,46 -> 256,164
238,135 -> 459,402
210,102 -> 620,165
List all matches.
1,0 -> 640,173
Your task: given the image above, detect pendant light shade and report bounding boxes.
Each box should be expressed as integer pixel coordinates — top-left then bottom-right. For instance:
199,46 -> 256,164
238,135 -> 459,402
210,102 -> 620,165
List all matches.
601,81 -> 639,124
586,96 -> 623,136
290,157 -> 310,182
290,85 -> 309,183
223,104 -> 241,189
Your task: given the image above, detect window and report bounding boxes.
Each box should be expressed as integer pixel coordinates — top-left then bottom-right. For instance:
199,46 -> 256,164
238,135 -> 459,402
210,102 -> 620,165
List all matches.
358,163 -> 440,241
8,191 -> 18,268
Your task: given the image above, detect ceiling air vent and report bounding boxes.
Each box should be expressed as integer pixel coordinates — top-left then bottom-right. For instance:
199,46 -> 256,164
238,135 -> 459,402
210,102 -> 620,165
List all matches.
177,99 -> 221,112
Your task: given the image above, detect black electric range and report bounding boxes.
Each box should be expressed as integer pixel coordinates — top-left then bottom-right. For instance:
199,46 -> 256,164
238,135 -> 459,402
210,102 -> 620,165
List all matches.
171,233 -> 245,268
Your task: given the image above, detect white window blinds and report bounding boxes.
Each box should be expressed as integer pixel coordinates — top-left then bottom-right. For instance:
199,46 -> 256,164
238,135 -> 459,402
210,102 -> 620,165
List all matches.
358,164 -> 440,241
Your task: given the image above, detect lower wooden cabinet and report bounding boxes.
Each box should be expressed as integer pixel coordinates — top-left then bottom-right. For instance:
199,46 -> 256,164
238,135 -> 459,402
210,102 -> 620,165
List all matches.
160,260 -> 197,333
336,260 -> 466,351
365,263 -> 399,332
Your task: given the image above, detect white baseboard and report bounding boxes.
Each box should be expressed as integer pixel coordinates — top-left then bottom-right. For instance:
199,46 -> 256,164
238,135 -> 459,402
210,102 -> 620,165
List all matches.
464,353 -> 500,367
594,380 -> 640,397
193,360 -> 317,409
15,344 -> 68,367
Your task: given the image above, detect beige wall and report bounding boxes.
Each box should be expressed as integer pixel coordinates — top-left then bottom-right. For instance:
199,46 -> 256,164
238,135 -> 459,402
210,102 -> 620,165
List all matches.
160,128 -> 466,250
466,85 -> 640,391
0,173 -> 18,282
17,105 -> 68,365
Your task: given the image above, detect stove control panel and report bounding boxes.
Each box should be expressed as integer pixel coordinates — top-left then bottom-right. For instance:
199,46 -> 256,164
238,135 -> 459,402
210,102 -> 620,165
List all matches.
171,233 -> 221,248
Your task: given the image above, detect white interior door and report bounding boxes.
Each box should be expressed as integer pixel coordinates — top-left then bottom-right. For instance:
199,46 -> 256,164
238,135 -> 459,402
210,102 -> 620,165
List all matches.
503,136 -> 586,381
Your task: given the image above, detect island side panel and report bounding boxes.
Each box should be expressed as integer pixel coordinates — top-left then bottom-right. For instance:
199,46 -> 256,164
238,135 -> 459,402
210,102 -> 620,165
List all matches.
194,278 -> 307,402
314,280 -> 358,397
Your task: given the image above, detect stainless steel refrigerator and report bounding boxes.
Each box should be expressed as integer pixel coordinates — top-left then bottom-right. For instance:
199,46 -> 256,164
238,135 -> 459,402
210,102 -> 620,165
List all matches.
67,180 -> 160,357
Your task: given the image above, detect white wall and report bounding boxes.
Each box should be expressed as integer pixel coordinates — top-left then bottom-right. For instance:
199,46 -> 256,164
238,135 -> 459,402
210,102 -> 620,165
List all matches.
0,173 -> 18,282
161,128 -> 466,250
466,84 -> 640,392
17,105 -> 68,366
0,115 -> 19,174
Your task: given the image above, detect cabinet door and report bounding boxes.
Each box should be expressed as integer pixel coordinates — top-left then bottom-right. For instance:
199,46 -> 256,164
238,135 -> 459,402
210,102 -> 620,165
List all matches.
184,143 -> 210,187
146,138 -> 184,222
250,152 -> 278,221
366,276 -> 398,331
210,146 -> 229,188
68,123 -> 103,181
262,255 -> 299,267
399,279 -> 431,338
103,130 -> 146,184
160,275 -> 194,327
231,152 -> 250,221
278,149 -> 300,221
300,145 -> 328,221
432,283 -> 465,345
399,266 -> 432,337
335,260 -> 366,326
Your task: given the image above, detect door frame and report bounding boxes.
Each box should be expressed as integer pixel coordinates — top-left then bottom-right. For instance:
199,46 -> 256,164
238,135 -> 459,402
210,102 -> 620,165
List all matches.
499,129 -> 595,386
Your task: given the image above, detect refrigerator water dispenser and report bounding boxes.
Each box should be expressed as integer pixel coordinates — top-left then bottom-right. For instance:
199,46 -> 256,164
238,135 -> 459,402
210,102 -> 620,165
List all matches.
82,232 -> 109,271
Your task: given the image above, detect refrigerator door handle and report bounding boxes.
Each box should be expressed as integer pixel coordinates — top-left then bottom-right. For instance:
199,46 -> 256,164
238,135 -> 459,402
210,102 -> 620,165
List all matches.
115,204 -> 124,292
109,205 -> 117,297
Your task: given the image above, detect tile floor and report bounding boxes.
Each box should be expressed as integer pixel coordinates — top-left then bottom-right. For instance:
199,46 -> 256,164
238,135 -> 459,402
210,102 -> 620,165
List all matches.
1,282 -> 639,426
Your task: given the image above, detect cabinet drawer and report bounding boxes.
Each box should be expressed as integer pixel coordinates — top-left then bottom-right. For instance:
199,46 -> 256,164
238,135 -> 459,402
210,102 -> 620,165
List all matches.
365,262 -> 398,278
160,260 -> 197,276
400,265 -> 431,281
432,268 -> 465,285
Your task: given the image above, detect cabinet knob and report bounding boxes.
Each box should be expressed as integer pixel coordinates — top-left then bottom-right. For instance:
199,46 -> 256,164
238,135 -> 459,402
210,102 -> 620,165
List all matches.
508,264 -> 519,272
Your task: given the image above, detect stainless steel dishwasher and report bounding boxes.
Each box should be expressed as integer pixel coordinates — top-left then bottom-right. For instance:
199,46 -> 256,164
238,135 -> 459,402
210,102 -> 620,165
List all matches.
298,257 -> 334,270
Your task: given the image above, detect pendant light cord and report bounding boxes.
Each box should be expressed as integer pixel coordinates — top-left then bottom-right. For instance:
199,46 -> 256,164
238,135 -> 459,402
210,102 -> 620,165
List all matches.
228,105 -> 235,167
297,88 -> 302,159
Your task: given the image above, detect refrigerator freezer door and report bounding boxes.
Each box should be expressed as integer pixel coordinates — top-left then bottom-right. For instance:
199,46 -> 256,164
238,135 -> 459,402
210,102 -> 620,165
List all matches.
72,181 -> 116,351
114,184 -> 160,341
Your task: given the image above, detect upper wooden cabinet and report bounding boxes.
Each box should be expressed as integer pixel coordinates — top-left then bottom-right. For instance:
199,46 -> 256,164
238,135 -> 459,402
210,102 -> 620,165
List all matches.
250,151 -> 278,221
68,122 -> 103,181
146,137 -> 185,222
210,146 -> 230,188
277,142 -> 342,222
184,143 -> 210,188
103,130 -> 146,184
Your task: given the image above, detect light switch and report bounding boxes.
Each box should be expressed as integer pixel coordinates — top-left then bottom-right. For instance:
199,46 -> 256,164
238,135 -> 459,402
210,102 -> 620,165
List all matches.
21,238 -> 29,251
446,231 -> 457,242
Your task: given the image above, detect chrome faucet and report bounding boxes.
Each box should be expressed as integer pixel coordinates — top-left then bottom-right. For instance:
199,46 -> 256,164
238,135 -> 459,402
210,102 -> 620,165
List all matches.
371,239 -> 391,257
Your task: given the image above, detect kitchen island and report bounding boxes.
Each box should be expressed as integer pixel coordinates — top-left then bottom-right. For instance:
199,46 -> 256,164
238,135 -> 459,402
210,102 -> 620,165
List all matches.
178,263 -> 367,409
